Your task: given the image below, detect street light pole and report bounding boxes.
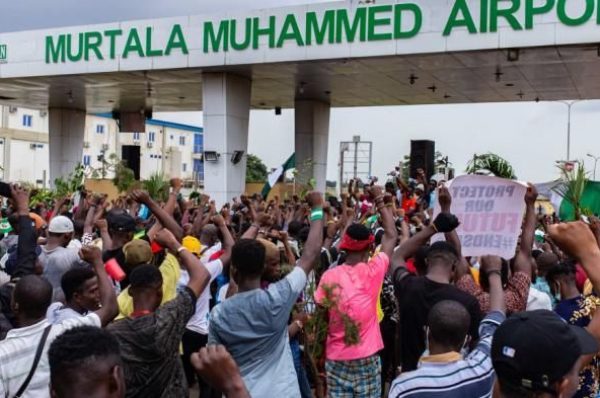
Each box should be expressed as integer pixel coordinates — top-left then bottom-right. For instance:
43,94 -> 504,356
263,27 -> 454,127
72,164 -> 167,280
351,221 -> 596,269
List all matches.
555,100 -> 582,161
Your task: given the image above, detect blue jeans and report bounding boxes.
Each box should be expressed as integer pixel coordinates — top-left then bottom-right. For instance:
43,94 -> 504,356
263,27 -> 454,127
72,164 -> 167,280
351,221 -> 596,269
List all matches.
290,338 -> 312,398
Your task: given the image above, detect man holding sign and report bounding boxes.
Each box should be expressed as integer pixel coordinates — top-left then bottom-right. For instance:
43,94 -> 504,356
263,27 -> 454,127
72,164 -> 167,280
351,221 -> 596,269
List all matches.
431,175 -> 528,259
429,175 -> 535,313
454,181 -> 537,314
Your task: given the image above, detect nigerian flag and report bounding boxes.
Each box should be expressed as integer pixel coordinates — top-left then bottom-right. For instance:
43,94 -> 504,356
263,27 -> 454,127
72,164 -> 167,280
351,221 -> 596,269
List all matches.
537,181 -> 600,220
261,154 -> 295,198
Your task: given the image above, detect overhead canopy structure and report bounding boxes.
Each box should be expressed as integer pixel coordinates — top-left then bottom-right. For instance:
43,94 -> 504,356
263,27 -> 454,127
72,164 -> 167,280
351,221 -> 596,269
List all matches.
2,0 -> 600,202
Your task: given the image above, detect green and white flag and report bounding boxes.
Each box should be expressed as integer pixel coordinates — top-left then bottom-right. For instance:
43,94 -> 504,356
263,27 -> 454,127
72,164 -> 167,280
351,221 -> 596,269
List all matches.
537,181 -> 600,220
261,154 -> 295,198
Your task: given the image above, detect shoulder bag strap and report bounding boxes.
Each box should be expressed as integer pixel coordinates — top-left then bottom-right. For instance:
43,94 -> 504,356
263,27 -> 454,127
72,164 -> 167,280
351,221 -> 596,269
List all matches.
13,325 -> 52,398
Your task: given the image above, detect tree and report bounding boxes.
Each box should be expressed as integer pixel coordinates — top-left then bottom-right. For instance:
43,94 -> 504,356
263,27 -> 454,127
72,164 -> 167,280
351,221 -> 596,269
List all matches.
246,154 -> 268,183
466,153 -> 517,180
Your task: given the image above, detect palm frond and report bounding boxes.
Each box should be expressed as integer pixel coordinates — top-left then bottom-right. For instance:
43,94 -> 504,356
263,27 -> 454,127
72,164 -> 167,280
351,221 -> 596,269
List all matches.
466,153 -> 517,180
142,173 -> 170,203
552,162 -> 589,219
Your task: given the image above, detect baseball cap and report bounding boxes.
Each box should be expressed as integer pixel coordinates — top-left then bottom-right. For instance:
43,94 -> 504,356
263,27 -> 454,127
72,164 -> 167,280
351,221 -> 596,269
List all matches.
123,239 -> 153,267
106,210 -> 136,233
48,216 -> 74,234
492,310 -> 598,393
182,236 -> 203,257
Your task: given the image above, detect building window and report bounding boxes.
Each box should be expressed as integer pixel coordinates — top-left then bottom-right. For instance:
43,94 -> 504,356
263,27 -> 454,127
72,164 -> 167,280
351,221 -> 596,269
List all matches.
148,132 -> 155,143
179,136 -> 186,146
83,155 -> 91,166
96,124 -> 105,134
193,134 -> 203,154
133,132 -> 141,141
182,163 -> 187,172
193,159 -> 204,181
22,114 -> 32,127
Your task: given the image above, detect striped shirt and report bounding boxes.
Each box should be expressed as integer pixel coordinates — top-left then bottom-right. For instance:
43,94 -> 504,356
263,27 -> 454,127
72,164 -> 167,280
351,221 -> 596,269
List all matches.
0,313 -> 101,397
388,311 -> 505,398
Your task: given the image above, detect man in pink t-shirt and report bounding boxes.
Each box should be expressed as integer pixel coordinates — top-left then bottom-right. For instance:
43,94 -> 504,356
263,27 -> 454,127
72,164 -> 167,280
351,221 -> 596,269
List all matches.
315,186 -> 397,398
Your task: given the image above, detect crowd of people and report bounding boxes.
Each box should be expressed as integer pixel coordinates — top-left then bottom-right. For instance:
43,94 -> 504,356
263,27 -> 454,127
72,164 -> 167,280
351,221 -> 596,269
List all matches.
0,168 -> 598,398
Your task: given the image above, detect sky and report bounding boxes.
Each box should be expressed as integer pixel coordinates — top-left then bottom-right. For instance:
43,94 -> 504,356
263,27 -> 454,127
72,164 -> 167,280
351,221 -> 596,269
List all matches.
0,0 -> 337,33
5,0 -> 600,184
156,99 -> 600,184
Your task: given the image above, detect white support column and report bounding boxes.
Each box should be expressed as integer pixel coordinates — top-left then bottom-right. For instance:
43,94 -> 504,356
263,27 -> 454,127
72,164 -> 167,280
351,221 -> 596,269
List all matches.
49,108 -> 86,184
202,73 -> 251,205
295,100 -> 331,193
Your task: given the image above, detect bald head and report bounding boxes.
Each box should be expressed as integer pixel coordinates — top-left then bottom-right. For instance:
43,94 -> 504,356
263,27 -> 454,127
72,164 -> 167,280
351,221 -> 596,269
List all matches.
13,275 -> 53,320
536,252 -> 559,277
428,300 -> 471,350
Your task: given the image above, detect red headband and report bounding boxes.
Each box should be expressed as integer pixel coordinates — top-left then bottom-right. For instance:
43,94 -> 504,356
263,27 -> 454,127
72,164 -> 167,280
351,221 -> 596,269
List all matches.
339,233 -> 375,252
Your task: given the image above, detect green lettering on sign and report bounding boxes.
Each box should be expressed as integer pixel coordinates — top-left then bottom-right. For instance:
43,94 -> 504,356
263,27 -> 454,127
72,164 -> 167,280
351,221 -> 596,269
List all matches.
204,20 -> 230,52
0,45 -> 6,61
67,34 -> 84,62
557,0 -> 594,26
122,28 -> 144,58
336,8 -> 367,43
230,19 -> 252,51
480,0 -> 489,33
306,10 -> 335,45
252,16 -> 277,49
394,3 -> 422,39
444,0 -> 478,36
525,0 -> 555,29
104,29 -> 122,59
277,14 -> 305,47
165,24 -> 188,55
368,5 -> 393,41
145,27 -> 163,57
85,31 -> 103,61
490,0 -> 523,32
46,35 -> 66,63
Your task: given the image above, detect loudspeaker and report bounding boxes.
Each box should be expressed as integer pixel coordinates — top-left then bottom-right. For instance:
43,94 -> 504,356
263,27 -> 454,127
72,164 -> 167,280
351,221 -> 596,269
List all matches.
121,145 -> 141,181
410,140 -> 435,180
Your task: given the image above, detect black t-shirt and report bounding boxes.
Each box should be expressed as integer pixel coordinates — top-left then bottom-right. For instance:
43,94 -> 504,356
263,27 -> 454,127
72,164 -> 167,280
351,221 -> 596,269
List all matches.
394,272 -> 482,372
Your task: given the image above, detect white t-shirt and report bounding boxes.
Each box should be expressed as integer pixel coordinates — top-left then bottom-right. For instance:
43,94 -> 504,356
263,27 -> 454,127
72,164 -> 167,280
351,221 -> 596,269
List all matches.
0,313 -> 101,397
46,302 -> 88,324
178,259 -> 223,335
527,285 -> 553,311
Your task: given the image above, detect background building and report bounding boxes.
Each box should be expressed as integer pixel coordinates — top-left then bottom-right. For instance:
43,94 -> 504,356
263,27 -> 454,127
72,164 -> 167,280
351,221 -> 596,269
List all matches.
0,107 -> 204,186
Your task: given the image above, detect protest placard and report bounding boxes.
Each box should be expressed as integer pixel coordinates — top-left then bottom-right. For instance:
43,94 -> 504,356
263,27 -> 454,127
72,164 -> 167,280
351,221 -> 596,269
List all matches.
432,175 -> 527,259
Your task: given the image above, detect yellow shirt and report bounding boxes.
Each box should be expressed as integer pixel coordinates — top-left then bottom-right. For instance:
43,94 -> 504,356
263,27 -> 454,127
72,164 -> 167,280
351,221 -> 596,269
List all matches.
116,253 -> 181,319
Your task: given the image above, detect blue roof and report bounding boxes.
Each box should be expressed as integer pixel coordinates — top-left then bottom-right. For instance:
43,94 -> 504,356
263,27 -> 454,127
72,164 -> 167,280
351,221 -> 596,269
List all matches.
94,113 -> 203,133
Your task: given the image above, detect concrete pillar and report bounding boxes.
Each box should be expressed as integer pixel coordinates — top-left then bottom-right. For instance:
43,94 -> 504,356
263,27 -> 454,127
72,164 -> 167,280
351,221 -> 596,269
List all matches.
49,108 -> 86,184
202,73 -> 251,205
295,100 -> 331,193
